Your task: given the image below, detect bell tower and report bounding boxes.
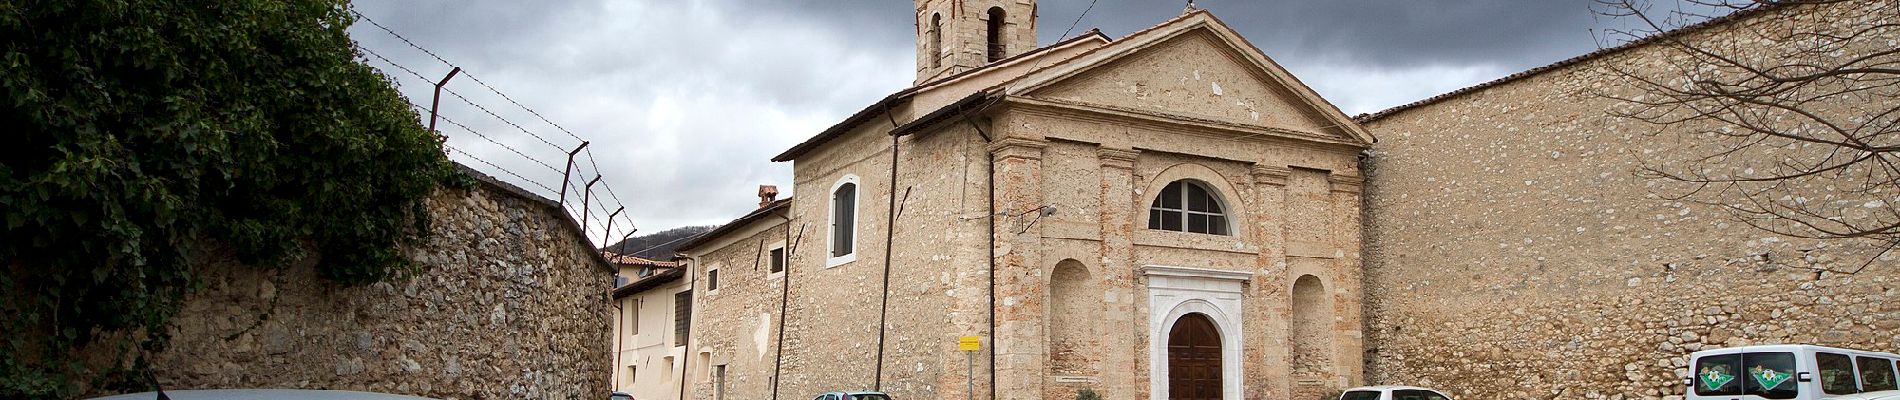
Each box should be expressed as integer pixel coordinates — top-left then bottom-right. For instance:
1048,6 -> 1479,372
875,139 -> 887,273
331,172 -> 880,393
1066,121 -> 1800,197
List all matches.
915,0 -> 1037,84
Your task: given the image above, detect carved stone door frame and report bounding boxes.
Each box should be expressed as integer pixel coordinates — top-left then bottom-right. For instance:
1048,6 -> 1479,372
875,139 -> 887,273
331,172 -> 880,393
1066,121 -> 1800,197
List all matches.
1145,265 -> 1250,400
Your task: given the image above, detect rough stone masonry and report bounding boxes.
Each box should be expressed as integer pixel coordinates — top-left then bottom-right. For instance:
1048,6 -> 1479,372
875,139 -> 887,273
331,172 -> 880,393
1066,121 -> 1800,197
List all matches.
1360,2 -> 1900,400
109,168 -> 615,399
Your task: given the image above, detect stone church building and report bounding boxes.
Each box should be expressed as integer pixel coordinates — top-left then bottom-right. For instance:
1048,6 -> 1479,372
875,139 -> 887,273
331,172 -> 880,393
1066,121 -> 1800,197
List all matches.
637,1 -> 1898,400
667,2 -> 1367,399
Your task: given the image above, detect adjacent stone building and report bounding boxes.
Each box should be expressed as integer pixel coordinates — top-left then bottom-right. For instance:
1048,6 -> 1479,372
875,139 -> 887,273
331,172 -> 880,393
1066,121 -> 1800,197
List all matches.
1358,2 -> 1899,400
611,253 -> 693,400
674,2 -> 1372,399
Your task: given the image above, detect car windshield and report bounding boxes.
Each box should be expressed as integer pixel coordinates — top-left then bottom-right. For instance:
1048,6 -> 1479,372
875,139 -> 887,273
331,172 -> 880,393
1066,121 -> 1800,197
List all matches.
1394,389 -> 1449,400
1341,390 -> 1382,400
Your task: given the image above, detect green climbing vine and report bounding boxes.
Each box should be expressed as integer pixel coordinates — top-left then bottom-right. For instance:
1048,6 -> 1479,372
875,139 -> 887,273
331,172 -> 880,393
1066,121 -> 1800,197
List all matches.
0,0 -> 460,397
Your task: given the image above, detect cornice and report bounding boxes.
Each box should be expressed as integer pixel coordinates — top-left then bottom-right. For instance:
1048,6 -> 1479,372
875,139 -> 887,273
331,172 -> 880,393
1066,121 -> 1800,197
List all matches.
1142,264 -> 1255,281
1005,96 -> 1367,150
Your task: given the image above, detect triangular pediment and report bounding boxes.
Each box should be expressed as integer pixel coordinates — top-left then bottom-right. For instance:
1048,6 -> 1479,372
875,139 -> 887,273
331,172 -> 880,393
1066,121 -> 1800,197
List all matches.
1003,11 -> 1374,145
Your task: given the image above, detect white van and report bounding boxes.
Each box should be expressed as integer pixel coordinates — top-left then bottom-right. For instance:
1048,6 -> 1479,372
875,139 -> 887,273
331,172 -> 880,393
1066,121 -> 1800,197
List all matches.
1688,344 -> 1900,400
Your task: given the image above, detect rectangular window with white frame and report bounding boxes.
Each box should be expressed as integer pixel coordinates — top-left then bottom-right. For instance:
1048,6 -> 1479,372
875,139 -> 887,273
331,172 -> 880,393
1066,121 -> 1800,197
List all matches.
767,241 -> 786,279
827,175 -> 860,267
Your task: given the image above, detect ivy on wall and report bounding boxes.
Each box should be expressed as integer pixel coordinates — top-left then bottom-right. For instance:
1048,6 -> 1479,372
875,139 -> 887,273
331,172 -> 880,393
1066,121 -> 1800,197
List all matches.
0,0 -> 461,397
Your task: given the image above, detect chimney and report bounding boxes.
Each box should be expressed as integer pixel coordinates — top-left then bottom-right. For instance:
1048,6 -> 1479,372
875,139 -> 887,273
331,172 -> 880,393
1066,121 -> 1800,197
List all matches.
757,185 -> 779,208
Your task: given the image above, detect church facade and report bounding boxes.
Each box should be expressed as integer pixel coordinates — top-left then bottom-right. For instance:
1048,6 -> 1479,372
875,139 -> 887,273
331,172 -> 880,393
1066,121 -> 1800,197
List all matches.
636,1 -> 1897,400
667,2 -> 1370,399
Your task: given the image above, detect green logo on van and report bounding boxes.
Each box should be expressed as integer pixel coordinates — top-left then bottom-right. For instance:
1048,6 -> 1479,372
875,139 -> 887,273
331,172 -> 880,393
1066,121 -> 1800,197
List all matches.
1752,367 -> 1791,390
1703,369 -> 1735,390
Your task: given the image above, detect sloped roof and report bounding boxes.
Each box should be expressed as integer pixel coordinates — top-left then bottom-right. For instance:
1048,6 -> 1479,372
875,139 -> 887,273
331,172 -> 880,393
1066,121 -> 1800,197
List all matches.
603,251 -> 677,268
611,266 -> 684,299
675,197 -> 791,252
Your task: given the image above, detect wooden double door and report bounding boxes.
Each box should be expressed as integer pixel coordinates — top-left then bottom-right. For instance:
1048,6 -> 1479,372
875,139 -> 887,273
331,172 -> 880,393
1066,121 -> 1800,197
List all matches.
1167,313 -> 1222,400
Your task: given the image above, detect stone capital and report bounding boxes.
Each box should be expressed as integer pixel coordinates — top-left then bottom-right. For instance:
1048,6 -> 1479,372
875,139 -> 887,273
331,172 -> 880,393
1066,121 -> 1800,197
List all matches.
1328,173 -> 1365,194
1098,147 -> 1139,169
1251,164 -> 1291,186
988,137 -> 1047,162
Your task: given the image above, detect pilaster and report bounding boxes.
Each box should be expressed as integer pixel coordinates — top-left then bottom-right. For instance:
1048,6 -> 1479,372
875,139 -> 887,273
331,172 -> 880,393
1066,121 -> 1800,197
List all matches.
1095,146 -> 1141,398
1326,171 -> 1366,387
1247,162 -> 1293,400
990,136 -> 1046,400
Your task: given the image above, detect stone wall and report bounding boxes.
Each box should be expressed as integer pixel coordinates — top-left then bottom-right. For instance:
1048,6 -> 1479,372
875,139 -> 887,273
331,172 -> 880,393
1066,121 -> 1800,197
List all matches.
119,170 -> 613,399
1361,3 -> 1899,400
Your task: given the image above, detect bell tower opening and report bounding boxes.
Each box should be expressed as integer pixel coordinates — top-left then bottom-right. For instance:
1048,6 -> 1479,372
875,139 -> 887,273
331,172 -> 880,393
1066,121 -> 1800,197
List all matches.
986,7 -> 1006,62
913,0 -> 1037,84
928,13 -> 943,69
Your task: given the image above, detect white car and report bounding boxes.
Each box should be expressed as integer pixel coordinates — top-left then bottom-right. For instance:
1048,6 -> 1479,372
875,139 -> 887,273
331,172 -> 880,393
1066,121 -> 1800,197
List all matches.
90,389 -> 439,400
1340,385 -> 1453,400
1831,391 -> 1900,400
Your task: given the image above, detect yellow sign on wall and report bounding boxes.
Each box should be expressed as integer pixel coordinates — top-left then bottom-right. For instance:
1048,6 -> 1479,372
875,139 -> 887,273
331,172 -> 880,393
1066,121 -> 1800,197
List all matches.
958,336 -> 981,352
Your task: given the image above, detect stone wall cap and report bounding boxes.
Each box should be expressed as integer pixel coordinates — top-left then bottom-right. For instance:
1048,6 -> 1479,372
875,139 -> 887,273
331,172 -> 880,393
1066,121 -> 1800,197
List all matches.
453,162 -> 615,276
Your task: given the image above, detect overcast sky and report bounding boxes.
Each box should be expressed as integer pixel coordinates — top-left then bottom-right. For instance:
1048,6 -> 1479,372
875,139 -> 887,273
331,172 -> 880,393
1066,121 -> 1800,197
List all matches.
346,0 -> 1719,240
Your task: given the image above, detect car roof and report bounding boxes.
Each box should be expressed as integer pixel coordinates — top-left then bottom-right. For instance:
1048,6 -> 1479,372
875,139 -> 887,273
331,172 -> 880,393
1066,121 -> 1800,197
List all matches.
1690,344 -> 1900,359
1344,385 -> 1440,392
89,389 -> 441,400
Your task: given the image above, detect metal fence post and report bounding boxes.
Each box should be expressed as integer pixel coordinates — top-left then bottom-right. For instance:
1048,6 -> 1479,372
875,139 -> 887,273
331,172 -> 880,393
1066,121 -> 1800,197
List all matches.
580,175 -> 602,234
558,142 -> 589,206
426,67 -> 462,143
602,207 -> 624,250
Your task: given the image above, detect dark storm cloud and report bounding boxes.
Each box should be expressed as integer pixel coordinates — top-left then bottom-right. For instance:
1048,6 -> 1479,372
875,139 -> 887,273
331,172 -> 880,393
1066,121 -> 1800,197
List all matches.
731,1 -> 1614,72
343,0 -> 1712,234
1046,1 -> 1607,69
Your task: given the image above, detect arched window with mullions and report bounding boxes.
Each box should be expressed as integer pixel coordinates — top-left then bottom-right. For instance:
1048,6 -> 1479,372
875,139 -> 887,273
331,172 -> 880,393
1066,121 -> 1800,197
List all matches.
1148,180 -> 1230,235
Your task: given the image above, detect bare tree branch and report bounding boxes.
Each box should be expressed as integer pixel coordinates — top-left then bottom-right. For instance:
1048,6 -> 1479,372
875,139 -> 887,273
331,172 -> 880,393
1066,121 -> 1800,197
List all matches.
1596,0 -> 1900,272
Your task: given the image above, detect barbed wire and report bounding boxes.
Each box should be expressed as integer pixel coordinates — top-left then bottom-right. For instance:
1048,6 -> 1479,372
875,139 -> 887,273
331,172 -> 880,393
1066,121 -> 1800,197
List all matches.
444,144 -> 562,196
350,9 -> 589,144
410,102 -> 563,173
357,46 -> 567,151
350,10 -> 646,247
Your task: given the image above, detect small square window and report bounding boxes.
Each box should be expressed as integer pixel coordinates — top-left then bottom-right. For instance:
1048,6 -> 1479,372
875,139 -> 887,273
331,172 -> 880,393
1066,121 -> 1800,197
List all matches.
707,268 -> 719,292
769,247 -> 785,274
